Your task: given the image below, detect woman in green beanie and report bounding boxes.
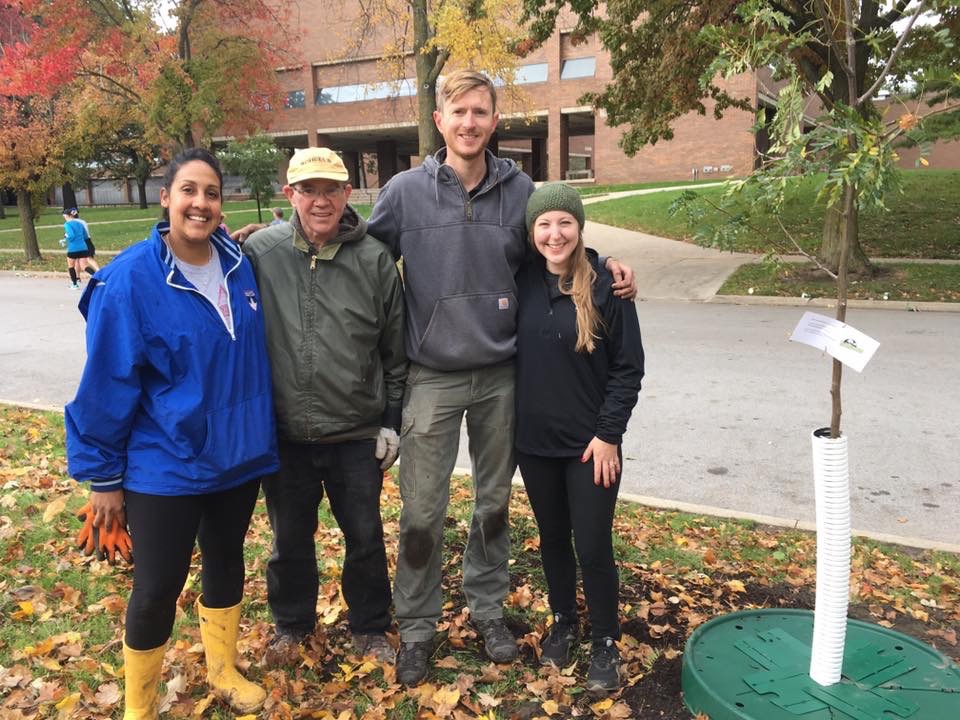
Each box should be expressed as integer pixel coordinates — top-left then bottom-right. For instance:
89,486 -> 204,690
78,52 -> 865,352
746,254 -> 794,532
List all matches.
515,182 -> 645,694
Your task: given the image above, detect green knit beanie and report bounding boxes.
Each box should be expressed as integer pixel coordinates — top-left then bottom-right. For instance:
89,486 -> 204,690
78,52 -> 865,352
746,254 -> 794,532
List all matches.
525,182 -> 585,232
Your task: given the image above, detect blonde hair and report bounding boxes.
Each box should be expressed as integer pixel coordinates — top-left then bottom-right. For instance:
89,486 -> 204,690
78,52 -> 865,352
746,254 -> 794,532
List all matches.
437,70 -> 497,113
535,230 -> 602,353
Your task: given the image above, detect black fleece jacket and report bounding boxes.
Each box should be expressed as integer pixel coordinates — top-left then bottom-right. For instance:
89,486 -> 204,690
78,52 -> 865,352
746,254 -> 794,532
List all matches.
515,251 -> 645,456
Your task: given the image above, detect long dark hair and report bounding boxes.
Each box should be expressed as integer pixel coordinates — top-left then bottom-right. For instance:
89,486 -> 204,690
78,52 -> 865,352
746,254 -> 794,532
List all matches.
161,148 -> 223,221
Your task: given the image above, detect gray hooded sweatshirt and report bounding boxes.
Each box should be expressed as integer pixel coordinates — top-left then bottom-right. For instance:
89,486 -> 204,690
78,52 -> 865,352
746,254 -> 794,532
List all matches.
368,148 -> 535,371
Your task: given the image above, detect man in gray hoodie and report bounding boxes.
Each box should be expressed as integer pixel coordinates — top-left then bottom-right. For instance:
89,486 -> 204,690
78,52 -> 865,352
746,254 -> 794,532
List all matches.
367,70 -> 635,686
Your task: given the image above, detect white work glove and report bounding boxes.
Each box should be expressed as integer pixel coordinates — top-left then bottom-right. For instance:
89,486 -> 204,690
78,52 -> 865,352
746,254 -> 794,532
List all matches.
374,427 -> 399,470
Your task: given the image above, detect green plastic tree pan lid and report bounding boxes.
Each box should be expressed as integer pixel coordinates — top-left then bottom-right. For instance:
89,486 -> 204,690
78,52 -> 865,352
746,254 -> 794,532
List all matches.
681,608 -> 960,720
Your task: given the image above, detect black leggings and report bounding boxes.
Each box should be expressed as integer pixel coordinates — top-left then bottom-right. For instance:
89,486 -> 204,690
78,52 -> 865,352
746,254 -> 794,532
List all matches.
517,450 -> 621,641
123,479 -> 260,649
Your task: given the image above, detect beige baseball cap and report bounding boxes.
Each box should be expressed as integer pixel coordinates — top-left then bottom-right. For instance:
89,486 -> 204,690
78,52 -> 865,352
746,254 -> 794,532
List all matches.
287,147 -> 349,185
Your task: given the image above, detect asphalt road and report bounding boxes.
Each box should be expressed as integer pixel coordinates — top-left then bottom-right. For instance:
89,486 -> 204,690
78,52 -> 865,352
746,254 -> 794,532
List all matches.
2,274 -> 957,548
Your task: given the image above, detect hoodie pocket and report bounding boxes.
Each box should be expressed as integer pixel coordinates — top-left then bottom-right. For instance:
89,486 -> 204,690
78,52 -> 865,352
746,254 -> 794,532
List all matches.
417,291 -> 517,369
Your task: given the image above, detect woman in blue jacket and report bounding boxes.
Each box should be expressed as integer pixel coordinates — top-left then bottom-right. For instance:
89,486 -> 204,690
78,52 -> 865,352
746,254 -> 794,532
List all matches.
515,184 -> 644,695
65,148 -> 279,719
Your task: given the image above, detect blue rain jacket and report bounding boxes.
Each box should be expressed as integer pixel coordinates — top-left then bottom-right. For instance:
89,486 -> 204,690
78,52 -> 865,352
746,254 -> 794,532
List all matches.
65,222 -> 279,495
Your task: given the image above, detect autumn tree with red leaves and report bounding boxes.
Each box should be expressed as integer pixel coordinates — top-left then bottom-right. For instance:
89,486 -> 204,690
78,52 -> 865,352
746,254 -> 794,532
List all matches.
0,4 -> 83,261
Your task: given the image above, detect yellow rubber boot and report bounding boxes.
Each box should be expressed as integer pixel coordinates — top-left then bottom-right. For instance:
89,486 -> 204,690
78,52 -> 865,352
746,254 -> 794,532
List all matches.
196,598 -> 266,713
122,641 -> 165,720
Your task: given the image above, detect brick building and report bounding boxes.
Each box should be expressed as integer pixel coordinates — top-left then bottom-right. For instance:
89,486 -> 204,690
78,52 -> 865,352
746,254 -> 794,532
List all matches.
220,2 -> 762,188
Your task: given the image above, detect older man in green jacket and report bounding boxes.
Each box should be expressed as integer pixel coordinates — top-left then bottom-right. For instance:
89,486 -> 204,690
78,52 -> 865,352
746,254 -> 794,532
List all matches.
241,147 -> 407,666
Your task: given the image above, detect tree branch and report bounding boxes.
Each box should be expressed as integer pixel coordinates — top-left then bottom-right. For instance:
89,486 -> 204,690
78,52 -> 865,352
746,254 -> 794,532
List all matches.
857,0 -> 928,105
427,49 -> 449,85
814,0 -> 855,82
878,0 -> 913,29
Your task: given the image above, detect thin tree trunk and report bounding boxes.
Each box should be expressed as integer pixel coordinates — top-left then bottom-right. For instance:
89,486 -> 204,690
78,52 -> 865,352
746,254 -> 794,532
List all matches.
62,182 -> 78,211
829,182 -> 856,438
136,178 -> 149,209
256,194 -> 263,224
18,190 -> 42,262
0,198 -> 6,220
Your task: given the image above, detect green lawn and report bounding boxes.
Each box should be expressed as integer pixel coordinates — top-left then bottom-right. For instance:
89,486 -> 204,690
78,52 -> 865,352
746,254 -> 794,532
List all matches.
719,261 -> 960,302
0,202 -> 374,257
585,169 -> 960,259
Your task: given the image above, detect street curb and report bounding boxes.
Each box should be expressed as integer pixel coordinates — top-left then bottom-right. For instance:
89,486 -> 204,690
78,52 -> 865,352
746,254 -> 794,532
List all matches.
502,468 -> 960,555
708,294 -> 960,313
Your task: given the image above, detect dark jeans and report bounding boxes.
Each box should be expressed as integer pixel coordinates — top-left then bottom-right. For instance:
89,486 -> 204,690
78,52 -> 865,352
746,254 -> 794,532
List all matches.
263,438 -> 391,636
123,479 -> 261,650
517,450 -> 621,641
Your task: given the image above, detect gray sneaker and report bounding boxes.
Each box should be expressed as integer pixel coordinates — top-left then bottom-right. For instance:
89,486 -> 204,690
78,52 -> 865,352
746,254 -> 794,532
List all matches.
540,613 -> 579,667
585,637 -> 621,694
353,632 -> 396,664
396,640 -> 432,686
473,617 -> 519,663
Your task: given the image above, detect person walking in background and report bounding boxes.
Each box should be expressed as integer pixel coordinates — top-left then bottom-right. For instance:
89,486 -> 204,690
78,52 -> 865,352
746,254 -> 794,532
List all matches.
366,70 -> 637,686
65,148 -> 279,718
515,183 -> 644,694
240,147 -> 406,667
61,209 -> 92,289
65,208 -> 100,273
269,207 -> 285,225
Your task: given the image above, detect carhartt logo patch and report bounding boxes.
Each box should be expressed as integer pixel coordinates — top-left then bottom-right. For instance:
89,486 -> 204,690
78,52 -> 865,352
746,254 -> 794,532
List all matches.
244,289 -> 258,311
498,297 -> 510,310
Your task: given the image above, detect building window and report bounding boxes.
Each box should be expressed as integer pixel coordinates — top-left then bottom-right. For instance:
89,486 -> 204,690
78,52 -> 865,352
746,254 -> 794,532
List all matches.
315,78 -> 417,104
560,57 -> 596,80
284,90 -> 306,109
515,63 -> 548,84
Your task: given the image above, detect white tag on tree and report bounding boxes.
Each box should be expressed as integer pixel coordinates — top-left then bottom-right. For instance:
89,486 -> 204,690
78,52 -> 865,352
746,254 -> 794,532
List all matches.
789,311 -> 879,372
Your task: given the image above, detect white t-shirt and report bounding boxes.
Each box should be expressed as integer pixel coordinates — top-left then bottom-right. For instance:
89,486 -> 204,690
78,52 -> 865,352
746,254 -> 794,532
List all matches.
175,245 -> 234,334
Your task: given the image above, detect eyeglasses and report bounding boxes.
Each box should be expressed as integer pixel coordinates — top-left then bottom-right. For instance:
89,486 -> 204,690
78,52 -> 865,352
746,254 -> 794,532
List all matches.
292,184 -> 344,200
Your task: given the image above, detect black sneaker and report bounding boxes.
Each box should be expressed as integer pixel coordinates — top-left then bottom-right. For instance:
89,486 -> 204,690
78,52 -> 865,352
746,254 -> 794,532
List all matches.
586,637 -> 621,694
396,640 -> 432,686
540,613 -> 579,667
473,617 -> 519,663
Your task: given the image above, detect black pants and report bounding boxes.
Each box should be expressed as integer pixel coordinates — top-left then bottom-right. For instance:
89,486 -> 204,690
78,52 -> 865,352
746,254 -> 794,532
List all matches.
517,450 -> 621,641
123,479 -> 260,650
263,438 -> 391,636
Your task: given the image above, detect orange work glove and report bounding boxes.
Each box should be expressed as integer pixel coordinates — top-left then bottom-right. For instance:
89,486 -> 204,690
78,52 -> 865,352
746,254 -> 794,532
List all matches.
75,500 -> 134,564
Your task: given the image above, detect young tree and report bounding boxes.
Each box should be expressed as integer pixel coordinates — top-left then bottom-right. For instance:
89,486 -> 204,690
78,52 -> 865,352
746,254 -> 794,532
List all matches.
520,0 -> 958,274
695,1 -> 958,435
220,133 -> 281,223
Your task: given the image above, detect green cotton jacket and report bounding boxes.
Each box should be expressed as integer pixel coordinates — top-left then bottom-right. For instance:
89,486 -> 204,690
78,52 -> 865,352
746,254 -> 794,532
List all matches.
242,206 -> 407,443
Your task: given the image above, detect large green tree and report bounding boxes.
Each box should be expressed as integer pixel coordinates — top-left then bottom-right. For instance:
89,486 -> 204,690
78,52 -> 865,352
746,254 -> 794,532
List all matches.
520,0 -> 958,274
